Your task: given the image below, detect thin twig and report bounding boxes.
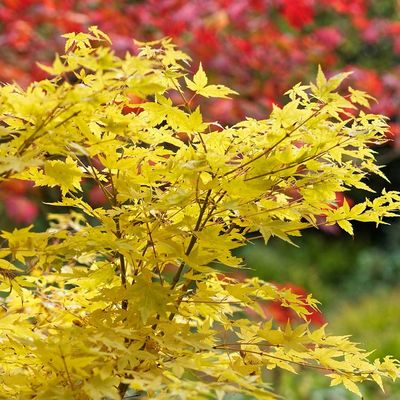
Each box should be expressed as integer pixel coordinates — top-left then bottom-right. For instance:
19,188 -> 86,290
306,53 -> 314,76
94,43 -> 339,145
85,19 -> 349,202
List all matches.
59,346 -> 74,392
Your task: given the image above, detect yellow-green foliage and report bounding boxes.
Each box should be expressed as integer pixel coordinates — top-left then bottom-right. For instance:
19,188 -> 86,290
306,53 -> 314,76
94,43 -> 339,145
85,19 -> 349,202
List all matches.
0,27 -> 399,399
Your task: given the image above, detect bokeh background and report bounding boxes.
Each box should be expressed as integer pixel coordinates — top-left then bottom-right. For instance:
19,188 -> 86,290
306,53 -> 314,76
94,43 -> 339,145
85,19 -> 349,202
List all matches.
1,0 -> 400,398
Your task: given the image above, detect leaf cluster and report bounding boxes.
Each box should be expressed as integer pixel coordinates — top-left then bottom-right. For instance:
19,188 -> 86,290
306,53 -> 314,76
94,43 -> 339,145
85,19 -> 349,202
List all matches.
0,29 -> 399,399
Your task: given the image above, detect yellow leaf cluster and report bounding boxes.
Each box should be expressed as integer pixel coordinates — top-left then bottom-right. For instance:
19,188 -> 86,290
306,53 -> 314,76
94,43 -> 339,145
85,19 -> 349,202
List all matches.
0,28 -> 399,399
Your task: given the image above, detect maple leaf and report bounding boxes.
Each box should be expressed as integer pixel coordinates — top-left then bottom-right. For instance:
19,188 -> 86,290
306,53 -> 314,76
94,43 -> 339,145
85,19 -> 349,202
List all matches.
185,63 -> 238,99
83,375 -> 119,400
43,156 -> 83,195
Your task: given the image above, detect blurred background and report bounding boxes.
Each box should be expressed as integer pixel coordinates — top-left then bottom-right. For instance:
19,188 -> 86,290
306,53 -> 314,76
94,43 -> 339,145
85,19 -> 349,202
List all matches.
1,0 -> 400,398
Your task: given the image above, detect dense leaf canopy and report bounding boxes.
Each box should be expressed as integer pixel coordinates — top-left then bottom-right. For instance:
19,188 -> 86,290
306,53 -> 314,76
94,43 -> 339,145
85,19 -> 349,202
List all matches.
0,29 -> 399,399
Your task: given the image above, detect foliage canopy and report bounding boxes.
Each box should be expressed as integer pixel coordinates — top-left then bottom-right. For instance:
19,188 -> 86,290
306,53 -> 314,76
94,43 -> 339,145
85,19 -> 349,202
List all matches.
0,28 -> 399,399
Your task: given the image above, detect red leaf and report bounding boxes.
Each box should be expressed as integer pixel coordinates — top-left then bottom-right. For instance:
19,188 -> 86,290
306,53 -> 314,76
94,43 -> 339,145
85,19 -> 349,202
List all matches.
3,195 -> 39,225
281,0 -> 315,29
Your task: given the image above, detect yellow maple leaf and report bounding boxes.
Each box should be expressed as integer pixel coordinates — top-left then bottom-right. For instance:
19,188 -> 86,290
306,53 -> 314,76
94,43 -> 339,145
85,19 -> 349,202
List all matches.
44,156 -> 83,195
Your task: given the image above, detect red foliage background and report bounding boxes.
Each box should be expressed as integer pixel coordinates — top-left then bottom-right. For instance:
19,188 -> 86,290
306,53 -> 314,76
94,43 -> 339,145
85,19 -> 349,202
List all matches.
1,0 -> 400,125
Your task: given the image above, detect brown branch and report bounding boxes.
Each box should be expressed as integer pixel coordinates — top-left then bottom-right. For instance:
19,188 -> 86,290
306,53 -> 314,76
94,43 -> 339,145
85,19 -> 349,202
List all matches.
243,136 -> 352,182
216,345 -> 342,374
170,189 -> 212,290
146,222 -> 163,285
223,103 -> 326,178
16,102 -> 73,156
181,300 -> 241,304
59,346 -> 74,392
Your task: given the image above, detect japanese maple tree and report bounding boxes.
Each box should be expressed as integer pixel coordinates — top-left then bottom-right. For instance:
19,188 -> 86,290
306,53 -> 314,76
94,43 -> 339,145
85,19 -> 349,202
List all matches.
0,29 -> 399,399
